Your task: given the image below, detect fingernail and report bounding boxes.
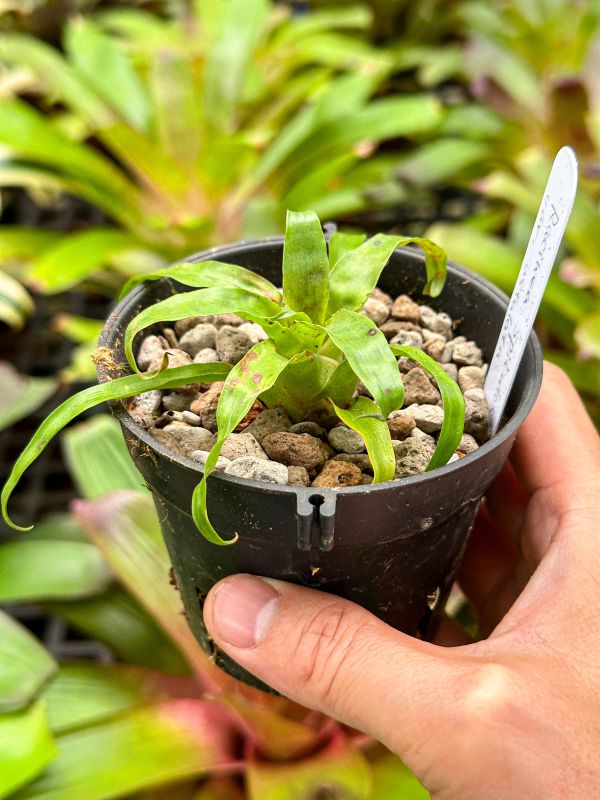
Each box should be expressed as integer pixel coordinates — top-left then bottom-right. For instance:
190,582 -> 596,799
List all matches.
209,575 -> 280,648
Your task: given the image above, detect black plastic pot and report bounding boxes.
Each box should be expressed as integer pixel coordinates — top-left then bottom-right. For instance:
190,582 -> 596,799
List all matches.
98,238 -> 543,691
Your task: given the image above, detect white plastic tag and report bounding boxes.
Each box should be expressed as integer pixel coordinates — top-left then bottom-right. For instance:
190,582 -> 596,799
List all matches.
484,147 -> 578,434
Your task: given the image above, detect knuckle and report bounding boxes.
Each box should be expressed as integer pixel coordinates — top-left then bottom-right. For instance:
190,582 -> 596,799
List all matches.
291,602 -> 371,706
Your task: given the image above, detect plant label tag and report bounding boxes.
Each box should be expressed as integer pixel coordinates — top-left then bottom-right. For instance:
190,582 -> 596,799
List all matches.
484,146 -> 578,434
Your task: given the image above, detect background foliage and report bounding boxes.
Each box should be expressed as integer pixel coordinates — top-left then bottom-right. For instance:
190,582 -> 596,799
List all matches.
1,0 -> 600,797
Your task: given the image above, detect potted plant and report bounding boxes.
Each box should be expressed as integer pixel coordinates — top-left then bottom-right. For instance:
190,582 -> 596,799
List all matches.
2,210 -> 542,689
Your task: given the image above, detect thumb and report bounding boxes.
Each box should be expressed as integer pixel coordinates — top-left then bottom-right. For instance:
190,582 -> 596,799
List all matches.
203,574 -> 467,755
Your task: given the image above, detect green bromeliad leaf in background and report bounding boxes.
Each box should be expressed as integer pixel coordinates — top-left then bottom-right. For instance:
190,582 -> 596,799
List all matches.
0,0 -> 461,315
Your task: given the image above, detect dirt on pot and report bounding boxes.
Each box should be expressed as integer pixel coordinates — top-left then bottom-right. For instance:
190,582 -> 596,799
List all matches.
126,289 -> 491,488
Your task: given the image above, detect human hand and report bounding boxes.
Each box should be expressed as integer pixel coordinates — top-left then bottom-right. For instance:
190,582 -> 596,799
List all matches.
203,363 -> 600,799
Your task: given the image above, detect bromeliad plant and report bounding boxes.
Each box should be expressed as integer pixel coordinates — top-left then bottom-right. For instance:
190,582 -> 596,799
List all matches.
0,414 -> 429,799
2,211 -> 465,545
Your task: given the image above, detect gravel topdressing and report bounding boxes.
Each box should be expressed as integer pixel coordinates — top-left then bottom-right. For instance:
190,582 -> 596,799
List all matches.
128,287 -> 490,488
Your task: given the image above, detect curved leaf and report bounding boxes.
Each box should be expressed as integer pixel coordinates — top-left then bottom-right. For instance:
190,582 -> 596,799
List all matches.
13,700 -> 235,800
75,492 -> 217,682
65,18 -> 150,131
0,611 -> 56,712
0,701 -> 57,799
0,34 -> 109,125
333,396 -> 395,483
0,271 -> 34,330
391,345 -> 465,469
119,260 -> 281,304
282,210 -> 329,324
124,288 -> 282,372
192,340 -> 290,545
1,363 -> 230,531
63,415 -> 149,500
328,231 -> 366,268
46,589 -> 187,676
28,229 -> 142,294
0,364 -> 57,432
325,309 -> 404,418
327,233 -> 447,316
0,541 -> 112,603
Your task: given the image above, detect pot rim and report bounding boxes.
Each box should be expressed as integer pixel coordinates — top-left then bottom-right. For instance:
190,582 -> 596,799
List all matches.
98,236 -> 544,498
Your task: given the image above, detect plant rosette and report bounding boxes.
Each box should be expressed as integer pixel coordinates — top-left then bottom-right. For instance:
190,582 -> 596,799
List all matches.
2,212 -> 542,690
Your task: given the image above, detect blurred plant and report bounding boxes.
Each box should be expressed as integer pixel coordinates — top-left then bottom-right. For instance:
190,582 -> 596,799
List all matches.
0,413 -> 429,799
0,362 -> 57,431
0,0 -> 455,315
0,0 -> 181,41
419,0 -> 600,405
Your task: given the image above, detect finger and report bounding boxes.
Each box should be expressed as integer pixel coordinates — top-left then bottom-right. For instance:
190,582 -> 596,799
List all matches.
458,503 -> 524,634
484,462 -> 529,547
203,574 -> 469,757
512,362 -> 600,507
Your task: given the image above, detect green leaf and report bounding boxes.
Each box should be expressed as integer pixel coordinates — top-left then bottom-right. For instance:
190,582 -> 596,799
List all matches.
65,18 -> 150,131
0,100 -> 141,220
261,352 -> 337,420
575,311 -> 600,360
12,700 -> 235,800
62,415 -> 149,500
333,396 -> 395,484
282,210 -> 329,325
42,662 -> 160,734
149,52 -> 202,170
27,229 -> 142,294
119,260 -> 281,304
202,0 -> 269,130
46,589 -> 188,676
0,611 -> 56,712
328,232 -> 366,268
53,315 -> 104,344
0,34 -> 110,127
218,689 -> 318,762
0,702 -> 57,800
0,270 -> 34,330
2,362 -> 230,531
325,310 -> 404,418
391,345 -> 465,470
193,340 -> 290,545
394,138 -> 490,187
0,227 -> 61,266
282,95 -> 443,185
427,223 -> 596,322
0,541 -> 112,603
0,363 -> 57,432
74,493 -> 214,679
328,234 -> 447,317
367,751 -> 429,799
123,288 -> 281,372
246,734 -> 371,800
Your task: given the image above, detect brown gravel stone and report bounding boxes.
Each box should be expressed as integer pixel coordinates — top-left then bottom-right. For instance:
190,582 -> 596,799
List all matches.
387,412 -> 416,439
287,466 -> 311,487
262,432 -> 326,471
190,382 -> 223,432
311,460 -> 362,488
331,453 -> 373,472
402,367 -> 441,406
234,400 -> 266,432
379,320 -> 421,340
391,294 -> 420,323
370,287 -> 393,309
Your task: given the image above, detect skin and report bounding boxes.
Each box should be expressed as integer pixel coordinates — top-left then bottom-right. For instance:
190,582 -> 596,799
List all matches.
204,363 -> 600,799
